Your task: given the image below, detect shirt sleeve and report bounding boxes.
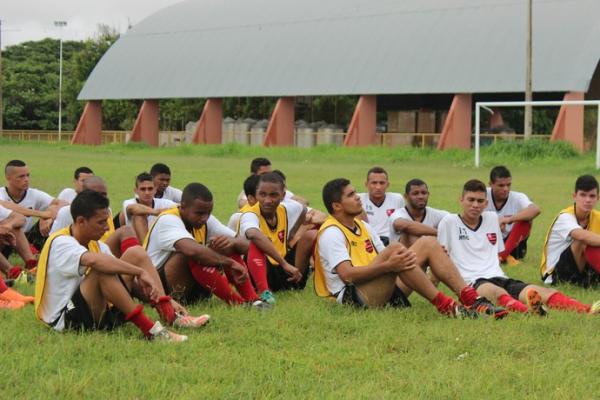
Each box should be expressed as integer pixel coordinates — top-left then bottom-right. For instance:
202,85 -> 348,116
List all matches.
284,201 -> 305,234
515,192 -> 533,209
50,206 -> 71,234
32,189 -> 54,211
318,227 -> 351,273
553,213 -> 581,241
49,236 -> 89,278
239,212 -> 260,239
154,215 -> 195,251
437,215 -> 452,250
0,205 -> 11,221
205,215 -> 236,241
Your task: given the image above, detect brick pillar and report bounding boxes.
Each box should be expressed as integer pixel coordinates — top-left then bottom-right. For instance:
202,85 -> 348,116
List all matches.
129,100 -> 159,146
551,92 -> 584,152
192,99 -> 223,144
344,95 -> 377,146
71,101 -> 102,145
263,97 -> 295,146
437,94 -> 472,150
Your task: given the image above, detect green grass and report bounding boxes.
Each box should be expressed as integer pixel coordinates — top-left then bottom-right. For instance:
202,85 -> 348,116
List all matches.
2,141 -> 600,399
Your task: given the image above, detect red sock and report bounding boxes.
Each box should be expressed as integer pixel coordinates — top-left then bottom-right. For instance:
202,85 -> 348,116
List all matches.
497,294 -> 528,313
246,242 -> 269,293
153,295 -> 176,324
458,286 -> 478,307
226,254 -> 259,302
26,259 -> 38,269
546,292 -> 590,313
7,266 -> 22,279
125,304 -> 155,337
120,237 -> 141,254
0,279 -> 7,293
584,246 -> 600,274
188,260 -> 245,305
499,221 -> 531,260
431,292 -> 457,315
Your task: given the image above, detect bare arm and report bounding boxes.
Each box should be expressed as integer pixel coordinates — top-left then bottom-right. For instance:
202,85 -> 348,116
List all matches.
392,218 -> 438,237
1,211 -> 26,229
570,228 -> 600,247
290,194 -> 309,207
501,204 -> 541,224
0,200 -> 53,219
126,203 -> 160,218
175,238 -> 234,268
81,251 -> 145,276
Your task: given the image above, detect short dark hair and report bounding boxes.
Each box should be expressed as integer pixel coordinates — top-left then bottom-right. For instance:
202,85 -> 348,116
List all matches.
135,172 -> 153,186
322,178 -> 351,214
250,157 -> 271,174
181,183 -> 213,205
5,160 -> 26,175
463,179 -> 487,194
272,169 -> 286,182
71,190 -> 110,220
366,166 -> 388,180
490,166 -> 511,183
405,178 -> 427,194
243,175 -> 260,197
575,175 -> 599,193
150,163 -> 171,177
74,167 -> 94,180
257,172 -> 284,190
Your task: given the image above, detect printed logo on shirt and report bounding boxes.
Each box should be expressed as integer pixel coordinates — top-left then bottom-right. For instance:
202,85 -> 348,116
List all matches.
458,227 -> 469,240
278,230 -> 285,242
386,209 -> 395,216
350,241 -> 358,247
486,233 -> 497,245
365,239 -> 374,253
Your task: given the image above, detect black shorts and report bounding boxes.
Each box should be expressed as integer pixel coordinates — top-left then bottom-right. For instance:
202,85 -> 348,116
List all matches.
554,246 -> 600,288
265,247 -> 310,292
1,245 -> 13,259
157,265 -> 212,305
340,285 -> 411,308
63,286 -> 125,331
112,212 -> 122,229
25,221 -> 47,252
379,236 -> 390,247
473,276 -> 528,300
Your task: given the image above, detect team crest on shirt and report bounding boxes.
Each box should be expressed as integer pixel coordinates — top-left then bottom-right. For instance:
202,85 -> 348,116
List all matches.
365,239 -> 374,253
487,233 -> 497,245
386,209 -> 395,216
278,230 -> 285,242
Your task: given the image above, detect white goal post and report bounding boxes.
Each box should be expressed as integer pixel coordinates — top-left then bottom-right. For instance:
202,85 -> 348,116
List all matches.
474,100 -> 600,168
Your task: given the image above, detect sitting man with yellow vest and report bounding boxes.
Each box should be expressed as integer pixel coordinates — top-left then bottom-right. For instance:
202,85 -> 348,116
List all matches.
144,183 -> 267,308
314,178 -> 507,318
541,175 -> 600,287
240,173 -> 315,305
34,190 -> 190,342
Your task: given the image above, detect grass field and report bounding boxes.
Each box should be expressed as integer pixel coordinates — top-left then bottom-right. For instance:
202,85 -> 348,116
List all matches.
2,140 -> 600,399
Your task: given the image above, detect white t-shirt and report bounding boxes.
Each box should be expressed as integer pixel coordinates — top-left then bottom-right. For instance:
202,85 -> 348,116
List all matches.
317,222 -> 384,302
359,192 -> 405,238
0,205 -> 11,221
57,188 -> 77,204
0,187 -> 54,232
485,188 -> 533,238
50,206 -> 114,235
437,211 -> 507,285
146,214 -> 234,269
238,201 -> 304,239
388,206 -> 449,243
227,212 -> 242,233
122,198 -> 176,226
38,235 -> 113,331
543,213 -> 582,282
156,186 -> 182,203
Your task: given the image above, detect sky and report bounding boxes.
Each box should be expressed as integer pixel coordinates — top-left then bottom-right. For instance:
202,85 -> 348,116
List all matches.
1,0 -> 185,48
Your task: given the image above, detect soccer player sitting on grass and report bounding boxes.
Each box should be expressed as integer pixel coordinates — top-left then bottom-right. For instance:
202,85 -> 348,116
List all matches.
56,166 -> 94,204
35,190 -> 191,342
313,178 -> 506,318
486,166 -> 541,265
541,175 -> 600,288
150,163 -> 182,203
144,183 -> 268,308
0,203 -> 39,281
438,179 -> 598,316
240,173 -> 316,305
388,178 -> 449,247
121,172 -> 177,241
228,175 -> 260,232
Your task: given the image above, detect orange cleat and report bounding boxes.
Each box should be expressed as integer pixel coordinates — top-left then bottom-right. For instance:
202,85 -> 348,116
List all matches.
0,288 -> 35,304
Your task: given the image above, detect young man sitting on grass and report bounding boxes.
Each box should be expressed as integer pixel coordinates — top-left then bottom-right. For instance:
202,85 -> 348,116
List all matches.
144,183 -> 268,308
56,166 -> 94,204
438,179 -> 599,316
541,175 -> 600,287
313,178 -> 506,319
35,190 -> 191,342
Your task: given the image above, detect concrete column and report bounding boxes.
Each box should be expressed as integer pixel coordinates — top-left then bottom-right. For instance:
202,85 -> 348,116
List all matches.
192,98 -> 223,144
551,92 -> 584,152
344,95 -> 377,146
263,97 -> 295,146
129,100 -> 159,146
437,94 -> 472,150
71,101 -> 102,145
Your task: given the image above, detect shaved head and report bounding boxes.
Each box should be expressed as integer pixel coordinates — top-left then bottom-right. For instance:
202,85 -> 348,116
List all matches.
82,176 -> 108,197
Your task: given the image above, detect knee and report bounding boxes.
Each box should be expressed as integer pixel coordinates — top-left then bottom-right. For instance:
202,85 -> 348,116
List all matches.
122,245 -> 147,264
415,236 -> 438,248
386,242 -> 406,253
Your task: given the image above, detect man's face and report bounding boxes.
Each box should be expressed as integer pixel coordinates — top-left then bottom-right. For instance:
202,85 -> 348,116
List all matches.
460,190 -> 488,220
153,173 -> 171,194
74,173 -> 94,193
255,165 -> 272,175
135,180 -> 156,203
365,172 -> 389,200
490,177 -> 511,201
256,181 -> 283,214
180,198 -> 213,229
77,208 -> 110,240
6,166 -> 30,192
333,184 -> 363,217
573,189 -> 599,213
405,184 -> 429,210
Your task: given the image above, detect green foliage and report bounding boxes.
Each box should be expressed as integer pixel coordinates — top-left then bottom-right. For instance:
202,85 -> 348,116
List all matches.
482,139 -> 579,161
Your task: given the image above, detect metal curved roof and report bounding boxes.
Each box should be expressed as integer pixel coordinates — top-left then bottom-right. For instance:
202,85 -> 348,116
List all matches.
78,0 -> 600,100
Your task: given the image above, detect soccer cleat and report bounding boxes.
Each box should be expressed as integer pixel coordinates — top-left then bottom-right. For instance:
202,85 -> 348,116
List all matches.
526,288 -> 548,317
0,288 -> 35,304
588,300 -> 600,315
469,296 -> 509,320
504,255 -> 521,267
250,299 -> 272,310
173,313 -> 210,329
451,303 -> 479,319
0,298 -> 26,310
259,290 -> 276,305
148,321 -> 188,342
